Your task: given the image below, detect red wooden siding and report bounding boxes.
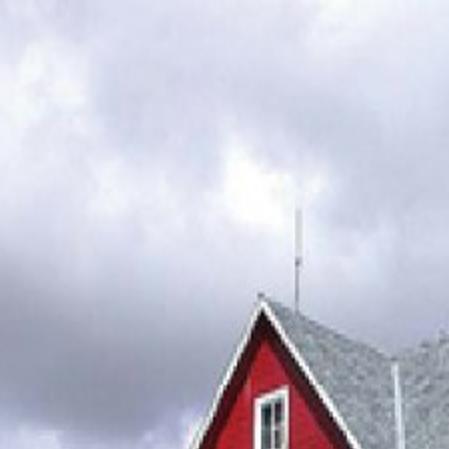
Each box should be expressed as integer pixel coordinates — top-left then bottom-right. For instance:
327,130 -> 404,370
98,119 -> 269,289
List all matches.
200,314 -> 352,449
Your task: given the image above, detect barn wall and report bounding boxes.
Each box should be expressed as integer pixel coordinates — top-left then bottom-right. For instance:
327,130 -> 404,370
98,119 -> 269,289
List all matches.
200,315 -> 351,449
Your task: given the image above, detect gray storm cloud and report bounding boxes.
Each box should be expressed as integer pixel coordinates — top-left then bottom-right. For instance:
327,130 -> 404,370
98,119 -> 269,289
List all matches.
1,0 -> 449,448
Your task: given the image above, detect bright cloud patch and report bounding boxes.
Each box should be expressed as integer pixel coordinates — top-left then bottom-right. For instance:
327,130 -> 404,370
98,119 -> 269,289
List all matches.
220,138 -> 295,232
219,134 -> 330,236
5,39 -> 88,128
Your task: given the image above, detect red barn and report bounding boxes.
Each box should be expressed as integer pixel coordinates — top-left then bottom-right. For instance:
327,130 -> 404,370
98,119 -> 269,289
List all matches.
190,299 -> 449,449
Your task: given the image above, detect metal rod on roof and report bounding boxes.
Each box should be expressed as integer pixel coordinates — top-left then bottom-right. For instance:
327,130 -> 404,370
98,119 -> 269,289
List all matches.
294,208 -> 303,313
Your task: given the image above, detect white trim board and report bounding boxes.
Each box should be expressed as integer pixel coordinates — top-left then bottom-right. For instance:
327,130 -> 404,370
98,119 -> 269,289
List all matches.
189,300 -> 364,449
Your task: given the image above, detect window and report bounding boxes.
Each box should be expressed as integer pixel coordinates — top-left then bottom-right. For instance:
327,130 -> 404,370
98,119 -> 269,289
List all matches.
254,387 -> 289,449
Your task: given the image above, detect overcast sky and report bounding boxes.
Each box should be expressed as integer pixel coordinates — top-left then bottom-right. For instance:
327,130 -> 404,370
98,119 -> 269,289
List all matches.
2,0 -> 449,448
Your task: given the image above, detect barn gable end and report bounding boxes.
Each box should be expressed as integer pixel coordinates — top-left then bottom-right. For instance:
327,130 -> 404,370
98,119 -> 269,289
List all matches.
191,301 -> 393,449
199,311 -> 354,449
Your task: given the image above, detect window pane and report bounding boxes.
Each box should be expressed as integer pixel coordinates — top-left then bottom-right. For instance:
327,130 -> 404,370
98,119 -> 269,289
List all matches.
261,405 -> 272,449
274,427 -> 281,449
262,404 -> 271,427
274,400 -> 283,425
276,423 -> 287,449
262,427 -> 271,449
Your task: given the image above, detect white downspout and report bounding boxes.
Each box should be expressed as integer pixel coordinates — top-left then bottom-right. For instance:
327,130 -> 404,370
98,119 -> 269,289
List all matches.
392,360 -> 406,449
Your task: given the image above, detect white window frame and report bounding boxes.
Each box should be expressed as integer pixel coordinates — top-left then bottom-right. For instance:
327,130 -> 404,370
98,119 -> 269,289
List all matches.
254,386 -> 289,449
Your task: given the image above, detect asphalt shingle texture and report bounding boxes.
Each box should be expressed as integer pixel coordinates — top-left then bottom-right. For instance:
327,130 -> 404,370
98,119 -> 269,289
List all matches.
398,338 -> 449,449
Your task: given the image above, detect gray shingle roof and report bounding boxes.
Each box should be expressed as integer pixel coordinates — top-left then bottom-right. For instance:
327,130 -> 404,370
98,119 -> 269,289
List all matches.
398,338 -> 449,449
266,300 -> 449,449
